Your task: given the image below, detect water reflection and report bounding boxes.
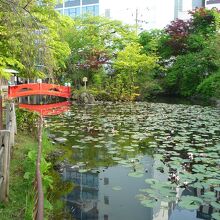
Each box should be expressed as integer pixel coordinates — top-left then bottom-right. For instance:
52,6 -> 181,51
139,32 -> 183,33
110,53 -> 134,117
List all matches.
63,165 -> 214,220
19,101 -> 71,116
45,102 -> 220,220
18,95 -> 71,116
61,156 -> 174,220
63,167 -> 99,220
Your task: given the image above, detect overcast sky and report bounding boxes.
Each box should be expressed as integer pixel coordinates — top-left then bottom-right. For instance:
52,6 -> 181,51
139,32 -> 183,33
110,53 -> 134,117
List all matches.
100,0 -> 175,29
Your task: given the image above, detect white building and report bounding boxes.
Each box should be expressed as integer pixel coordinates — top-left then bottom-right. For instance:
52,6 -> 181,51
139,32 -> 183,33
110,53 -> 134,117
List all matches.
99,0 -> 175,30
55,0 -> 99,17
174,0 -> 204,20
99,0 -> 204,30
205,0 -> 220,9
55,0 -> 207,30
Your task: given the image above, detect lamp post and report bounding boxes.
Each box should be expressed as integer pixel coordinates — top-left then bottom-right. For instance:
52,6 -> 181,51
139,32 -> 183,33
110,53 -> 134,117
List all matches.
83,77 -> 88,90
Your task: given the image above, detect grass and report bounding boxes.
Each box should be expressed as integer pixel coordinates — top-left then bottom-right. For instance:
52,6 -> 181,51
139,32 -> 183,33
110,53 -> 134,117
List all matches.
0,132 -> 37,220
0,130 -> 73,220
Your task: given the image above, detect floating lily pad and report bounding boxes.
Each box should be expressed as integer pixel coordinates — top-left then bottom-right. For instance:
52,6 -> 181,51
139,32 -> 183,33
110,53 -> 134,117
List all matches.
140,198 -> 158,208
78,169 -> 89,173
212,213 -> 220,220
112,186 -> 122,191
54,137 -> 67,143
178,196 -> 203,210
128,172 -> 144,178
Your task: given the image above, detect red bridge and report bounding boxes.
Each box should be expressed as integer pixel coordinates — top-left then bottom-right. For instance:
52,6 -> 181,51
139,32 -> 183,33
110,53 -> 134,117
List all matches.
8,83 -> 71,98
19,101 -> 71,116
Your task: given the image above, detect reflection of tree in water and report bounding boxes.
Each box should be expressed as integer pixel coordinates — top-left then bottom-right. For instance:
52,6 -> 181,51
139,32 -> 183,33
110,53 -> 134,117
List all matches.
63,167 -> 99,220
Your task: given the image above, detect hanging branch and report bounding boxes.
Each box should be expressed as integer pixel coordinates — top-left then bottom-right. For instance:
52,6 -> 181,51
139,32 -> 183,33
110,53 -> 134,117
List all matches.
23,0 -> 34,10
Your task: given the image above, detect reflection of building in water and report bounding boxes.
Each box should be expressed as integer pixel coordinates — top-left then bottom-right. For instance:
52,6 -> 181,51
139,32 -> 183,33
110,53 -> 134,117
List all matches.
63,157 -> 214,220
169,187 -> 218,220
63,167 -> 99,220
63,157 -> 156,220
196,188 -> 219,220
152,160 -> 170,220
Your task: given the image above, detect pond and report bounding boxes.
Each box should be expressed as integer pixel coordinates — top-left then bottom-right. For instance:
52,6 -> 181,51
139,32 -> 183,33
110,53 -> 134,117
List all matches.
45,101 -> 220,220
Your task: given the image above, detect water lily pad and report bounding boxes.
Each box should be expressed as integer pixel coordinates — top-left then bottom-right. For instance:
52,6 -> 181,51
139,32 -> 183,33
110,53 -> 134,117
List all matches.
145,179 -> 159,185
54,137 -> 67,143
128,172 -> 144,178
140,198 -> 158,208
178,196 -> 203,210
214,187 -> 220,192
212,213 -> 220,220
78,169 -> 89,173
211,202 -> 220,209
112,186 -> 122,191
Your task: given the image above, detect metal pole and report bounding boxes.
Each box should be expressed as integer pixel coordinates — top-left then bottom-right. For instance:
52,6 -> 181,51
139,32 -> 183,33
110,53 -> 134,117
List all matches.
135,8 -> 138,34
84,81 -> 87,90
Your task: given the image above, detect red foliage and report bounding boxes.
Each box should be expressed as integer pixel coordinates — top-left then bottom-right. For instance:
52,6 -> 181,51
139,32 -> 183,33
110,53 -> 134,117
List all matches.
77,49 -> 109,70
165,19 -> 191,55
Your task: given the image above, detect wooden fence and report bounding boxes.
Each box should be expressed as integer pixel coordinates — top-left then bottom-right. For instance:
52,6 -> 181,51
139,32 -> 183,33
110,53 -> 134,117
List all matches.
0,102 -> 17,202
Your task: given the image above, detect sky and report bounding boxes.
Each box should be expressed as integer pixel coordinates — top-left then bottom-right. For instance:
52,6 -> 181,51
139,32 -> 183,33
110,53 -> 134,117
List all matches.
100,0 -> 175,30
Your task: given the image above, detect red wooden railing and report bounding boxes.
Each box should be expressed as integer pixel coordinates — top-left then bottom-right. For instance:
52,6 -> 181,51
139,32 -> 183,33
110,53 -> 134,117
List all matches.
8,83 -> 71,98
19,101 -> 71,116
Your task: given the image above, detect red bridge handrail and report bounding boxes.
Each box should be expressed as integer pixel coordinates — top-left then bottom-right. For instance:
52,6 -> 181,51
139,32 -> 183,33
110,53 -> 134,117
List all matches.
8,83 -> 71,98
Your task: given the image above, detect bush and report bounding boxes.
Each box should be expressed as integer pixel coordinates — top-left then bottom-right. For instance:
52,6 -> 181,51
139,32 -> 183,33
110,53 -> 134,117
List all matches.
197,71 -> 220,98
16,108 -> 38,132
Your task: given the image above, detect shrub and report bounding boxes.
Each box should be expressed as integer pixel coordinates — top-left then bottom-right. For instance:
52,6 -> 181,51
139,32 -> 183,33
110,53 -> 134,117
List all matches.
197,71 -> 220,98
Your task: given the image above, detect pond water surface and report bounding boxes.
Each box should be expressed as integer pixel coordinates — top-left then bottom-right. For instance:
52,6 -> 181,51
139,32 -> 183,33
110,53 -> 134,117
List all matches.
46,102 -> 220,220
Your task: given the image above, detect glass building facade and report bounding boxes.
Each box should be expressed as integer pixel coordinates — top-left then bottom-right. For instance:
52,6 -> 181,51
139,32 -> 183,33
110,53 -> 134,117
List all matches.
174,0 -> 204,19
55,0 -> 99,18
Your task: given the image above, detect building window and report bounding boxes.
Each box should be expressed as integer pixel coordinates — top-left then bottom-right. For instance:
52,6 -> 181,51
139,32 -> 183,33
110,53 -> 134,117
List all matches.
207,0 -> 220,4
192,0 -> 203,9
64,7 -> 80,18
104,178 -> 109,185
105,9 -> 110,18
104,196 -> 109,205
65,0 -> 81,7
82,5 -> 99,16
178,0 -> 183,11
82,0 -> 99,5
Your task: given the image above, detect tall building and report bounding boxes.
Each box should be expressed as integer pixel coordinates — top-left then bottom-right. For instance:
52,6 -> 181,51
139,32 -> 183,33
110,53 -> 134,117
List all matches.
54,0 -> 209,30
174,0 -> 204,20
55,0 -> 99,18
99,0 -> 205,30
205,0 -> 220,9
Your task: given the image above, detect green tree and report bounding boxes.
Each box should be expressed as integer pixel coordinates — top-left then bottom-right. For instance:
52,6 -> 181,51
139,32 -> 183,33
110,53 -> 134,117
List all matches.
111,42 -> 159,100
62,15 -> 137,87
0,0 -> 72,82
161,8 -> 219,97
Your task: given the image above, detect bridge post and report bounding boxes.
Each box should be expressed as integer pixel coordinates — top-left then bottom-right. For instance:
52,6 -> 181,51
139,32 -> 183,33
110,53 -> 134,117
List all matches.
6,103 -> 16,147
0,130 -> 10,202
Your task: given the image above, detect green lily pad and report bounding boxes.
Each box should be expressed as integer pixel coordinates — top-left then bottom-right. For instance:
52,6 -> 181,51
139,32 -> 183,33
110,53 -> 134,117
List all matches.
112,186 -> 122,191
212,213 -> 220,220
145,179 -> 159,185
128,172 -> 144,178
140,198 -> 158,208
211,201 -> 220,209
178,196 -> 203,210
